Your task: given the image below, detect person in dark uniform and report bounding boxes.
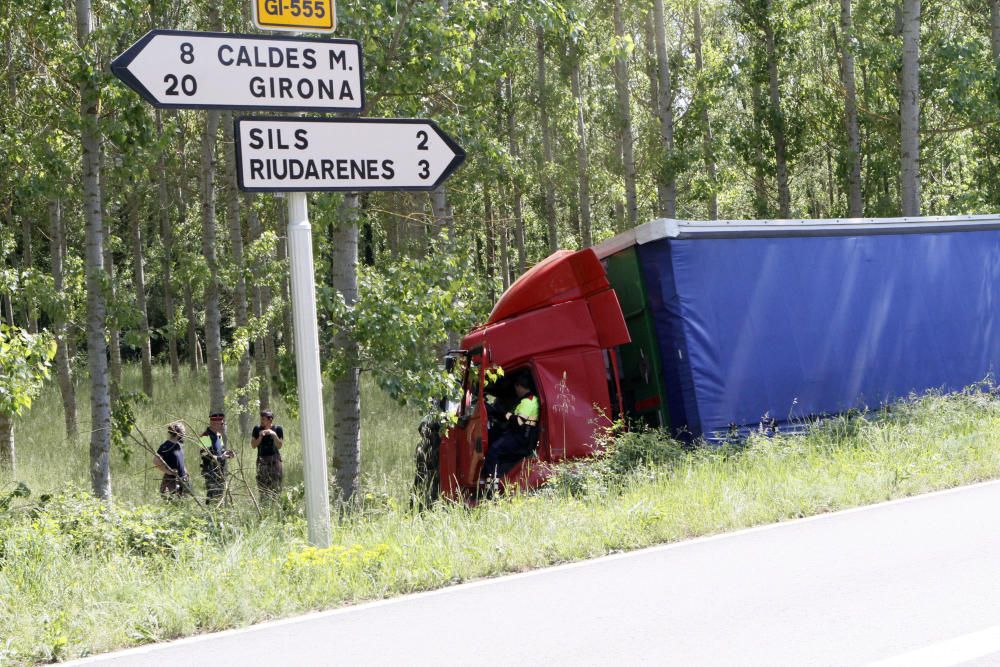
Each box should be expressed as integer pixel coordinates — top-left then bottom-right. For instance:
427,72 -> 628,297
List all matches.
200,412 -> 233,503
154,421 -> 189,498
481,374 -> 540,481
251,409 -> 284,500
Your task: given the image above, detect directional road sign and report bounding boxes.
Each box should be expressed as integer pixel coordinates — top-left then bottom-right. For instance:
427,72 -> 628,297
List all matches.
111,30 -> 363,112
254,0 -> 336,33
234,117 -> 466,192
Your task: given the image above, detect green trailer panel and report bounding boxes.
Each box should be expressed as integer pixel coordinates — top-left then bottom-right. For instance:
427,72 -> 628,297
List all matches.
603,246 -> 669,428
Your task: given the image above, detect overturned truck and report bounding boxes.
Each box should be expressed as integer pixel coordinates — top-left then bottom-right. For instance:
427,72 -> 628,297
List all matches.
416,215 -> 1000,503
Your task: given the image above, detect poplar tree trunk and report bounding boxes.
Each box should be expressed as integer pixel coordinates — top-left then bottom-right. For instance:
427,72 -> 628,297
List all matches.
184,282 -> 200,374
571,59 -> 593,248
536,26 -> 559,252
750,82 -> 770,218
248,206 -> 271,409
762,0 -> 791,218
839,0 -> 863,217
0,412 -> 13,477
76,0 -> 111,499
201,109 -> 226,415
431,185 -> 453,240
484,188 -> 496,304
223,112 -> 251,436
128,188 -> 154,397
652,0 -> 677,217
613,0 -> 639,228
50,199 -> 77,439
900,0 -> 921,216
156,109 -> 180,381
331,194 -> 361,504
498,214 -> 511,290
693,1 -> 718,219
20,219 -> 37,334
505,75 -> 526,274
277,205 -> 293,361
102,212 -> 121,406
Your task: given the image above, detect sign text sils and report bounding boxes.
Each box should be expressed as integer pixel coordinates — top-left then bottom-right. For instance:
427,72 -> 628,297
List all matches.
235,118 -> 466,192
111,30 -> 363,112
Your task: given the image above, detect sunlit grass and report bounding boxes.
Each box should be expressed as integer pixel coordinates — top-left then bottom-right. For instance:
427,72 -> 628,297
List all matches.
2,370 -> 999,665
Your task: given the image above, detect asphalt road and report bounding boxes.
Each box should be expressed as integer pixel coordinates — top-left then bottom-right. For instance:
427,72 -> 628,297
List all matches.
69,480 -> 1000,666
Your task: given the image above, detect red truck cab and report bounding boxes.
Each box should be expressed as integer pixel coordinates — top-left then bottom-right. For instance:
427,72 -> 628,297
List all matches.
429,248 -> 631,502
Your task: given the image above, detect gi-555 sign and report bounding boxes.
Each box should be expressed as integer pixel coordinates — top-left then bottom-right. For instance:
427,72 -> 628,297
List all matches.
255,0 -> 336,33
111,30 -> 362,111
234,117 -> 466,192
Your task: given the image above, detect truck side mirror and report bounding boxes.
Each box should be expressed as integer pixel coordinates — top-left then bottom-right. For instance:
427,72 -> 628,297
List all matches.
444,356 -> 456,372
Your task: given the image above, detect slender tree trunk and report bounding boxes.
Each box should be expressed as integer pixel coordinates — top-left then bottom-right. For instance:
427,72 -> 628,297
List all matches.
505,75 -> 526,274
484,187 -> 496,304
223,112 -> 251,436
536,26 -> 559,252
750,82 -> 770,218
2,294 -> 12,327
50,199 -> 77,439
248,206 -> 271,409
201,110 -> 226,415
571,59 -> 593,247
76,0 -> 111,499
331,194 -> 361,503
613,0 -> 639,228
762,0 -> 791,218
184,282 -> 200,374
652,0 -> 677,217
20,218 -> 37,334
693,1 -> 718,219
128,188 -> 154,397
156,109 -> 180,381
431,185 -> 453,240
900,0 -> 921,216
839,0 -> 863,217
498,211 -> 511,290
102,212 -> 121,405
277,205 -> 293,361
0,412 -> 13,477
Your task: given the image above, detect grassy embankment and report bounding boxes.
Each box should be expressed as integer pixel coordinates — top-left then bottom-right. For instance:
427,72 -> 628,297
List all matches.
1,366 -> 999,664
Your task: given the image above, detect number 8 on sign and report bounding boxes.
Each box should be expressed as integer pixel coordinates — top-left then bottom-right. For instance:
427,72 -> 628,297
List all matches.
255,0 -> 336,33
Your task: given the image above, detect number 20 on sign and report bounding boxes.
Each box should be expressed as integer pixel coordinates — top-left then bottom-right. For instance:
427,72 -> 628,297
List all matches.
254,0 -> 335,33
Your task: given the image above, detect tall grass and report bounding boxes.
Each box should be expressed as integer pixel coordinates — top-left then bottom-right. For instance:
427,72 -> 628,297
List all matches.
10,365 -> 421,505
2,371 -> 999,665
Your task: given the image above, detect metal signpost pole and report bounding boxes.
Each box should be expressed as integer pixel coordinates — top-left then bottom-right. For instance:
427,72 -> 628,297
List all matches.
111,2 -> 463,549
286,191 -> 332,547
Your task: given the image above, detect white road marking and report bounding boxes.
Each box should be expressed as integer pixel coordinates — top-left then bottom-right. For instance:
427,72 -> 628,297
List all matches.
865,624 -> 1000,667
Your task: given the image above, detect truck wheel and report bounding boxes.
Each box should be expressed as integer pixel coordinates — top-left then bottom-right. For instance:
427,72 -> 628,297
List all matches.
412,417 -> 441,508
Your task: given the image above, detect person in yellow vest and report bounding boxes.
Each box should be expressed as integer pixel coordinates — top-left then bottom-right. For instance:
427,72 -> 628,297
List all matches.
481,374 -> 540,481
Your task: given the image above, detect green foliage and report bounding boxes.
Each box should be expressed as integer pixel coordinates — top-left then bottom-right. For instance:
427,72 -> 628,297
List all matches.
320,233 -> 491,406
0,326 -> 56,417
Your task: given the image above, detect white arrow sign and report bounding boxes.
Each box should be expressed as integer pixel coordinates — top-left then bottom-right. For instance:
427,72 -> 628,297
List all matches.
111,29 -> 363,112
234,117 -> 466,192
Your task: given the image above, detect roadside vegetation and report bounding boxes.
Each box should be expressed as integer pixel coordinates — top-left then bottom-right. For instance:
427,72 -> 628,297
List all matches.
2,368 -> 998,664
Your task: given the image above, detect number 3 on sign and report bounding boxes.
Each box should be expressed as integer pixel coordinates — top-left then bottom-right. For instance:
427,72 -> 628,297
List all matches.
255,0 -> 336,33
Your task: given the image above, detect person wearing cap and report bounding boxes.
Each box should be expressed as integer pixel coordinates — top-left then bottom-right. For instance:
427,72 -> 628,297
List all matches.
154,421 -> 189,498
251,409 -> 284,500
200,412 -> 233,503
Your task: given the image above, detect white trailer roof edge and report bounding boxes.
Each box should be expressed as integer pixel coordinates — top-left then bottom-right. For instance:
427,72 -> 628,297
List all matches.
592,214 -> 1000,259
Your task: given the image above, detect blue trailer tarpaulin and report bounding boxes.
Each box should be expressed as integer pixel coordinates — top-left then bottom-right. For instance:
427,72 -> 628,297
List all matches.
635,224 -> 1000,438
